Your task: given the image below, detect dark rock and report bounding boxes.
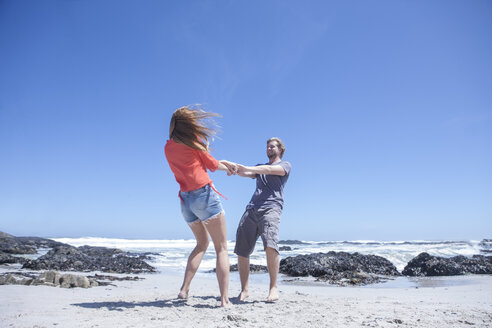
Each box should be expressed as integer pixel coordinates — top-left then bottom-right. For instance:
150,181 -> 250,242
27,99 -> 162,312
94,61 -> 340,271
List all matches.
279,240 -> 310,245
85,274 -> 142,286
402,252 -> 492,276
0,252 -> 28,265
314,270 -> 394,286
0,232 -> 155,274
0,231 -> 15,238
210,263 -> 268,273
77,245 -> 123,257
0,235 -> 37,254
232,263 -> 268,273
260,246 -> 292,252
87,274 -> 142,281
22,245 -> 155,274
479,239 -> 492,254
15,236 -> 66,249
0,232 -> 67,255
126,252 -> 161,261
279,251 -> 400,286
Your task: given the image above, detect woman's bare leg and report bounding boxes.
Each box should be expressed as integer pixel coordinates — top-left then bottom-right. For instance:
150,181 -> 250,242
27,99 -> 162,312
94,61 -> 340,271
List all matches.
204,212 -> 231,307
179,220 -> 210,299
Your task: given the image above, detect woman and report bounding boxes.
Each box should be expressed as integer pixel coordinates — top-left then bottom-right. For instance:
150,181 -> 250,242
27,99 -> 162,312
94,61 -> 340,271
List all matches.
164,106 -> 235,307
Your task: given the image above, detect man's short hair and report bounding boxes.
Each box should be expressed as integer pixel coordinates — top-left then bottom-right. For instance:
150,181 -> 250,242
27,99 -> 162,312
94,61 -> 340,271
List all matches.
267,137 -> 285,158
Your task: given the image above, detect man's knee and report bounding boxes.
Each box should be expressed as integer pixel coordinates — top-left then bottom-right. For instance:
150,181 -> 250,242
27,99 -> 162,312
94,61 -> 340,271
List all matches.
264,246 -> 279,255
234,245 -> 253,258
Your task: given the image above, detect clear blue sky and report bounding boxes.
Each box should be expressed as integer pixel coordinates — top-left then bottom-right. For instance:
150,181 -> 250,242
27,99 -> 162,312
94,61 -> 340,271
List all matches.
1,0 -> 491,241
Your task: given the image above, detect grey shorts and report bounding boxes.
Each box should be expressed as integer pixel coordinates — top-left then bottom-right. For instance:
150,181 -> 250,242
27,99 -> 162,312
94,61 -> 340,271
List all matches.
234,207 -> 281,258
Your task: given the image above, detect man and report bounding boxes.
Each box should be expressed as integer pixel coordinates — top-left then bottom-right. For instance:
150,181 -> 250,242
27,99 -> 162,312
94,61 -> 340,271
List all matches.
234,137 -> 291,302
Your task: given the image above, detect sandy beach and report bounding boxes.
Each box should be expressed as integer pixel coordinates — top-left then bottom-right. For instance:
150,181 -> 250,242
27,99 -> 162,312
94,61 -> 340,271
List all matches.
1,268 -> 491,328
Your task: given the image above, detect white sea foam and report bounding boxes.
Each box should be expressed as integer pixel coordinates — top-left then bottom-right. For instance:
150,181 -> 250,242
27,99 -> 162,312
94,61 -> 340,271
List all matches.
52,237 -> 197,249
50,238 -> 486,273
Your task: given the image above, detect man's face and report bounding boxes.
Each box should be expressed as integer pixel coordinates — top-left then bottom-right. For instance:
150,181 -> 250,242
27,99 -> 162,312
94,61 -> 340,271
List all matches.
267,141 -> 281,159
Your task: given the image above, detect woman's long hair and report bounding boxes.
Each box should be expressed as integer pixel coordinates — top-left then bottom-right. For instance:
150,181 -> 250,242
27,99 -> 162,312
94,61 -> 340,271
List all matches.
169,106 -> 220,151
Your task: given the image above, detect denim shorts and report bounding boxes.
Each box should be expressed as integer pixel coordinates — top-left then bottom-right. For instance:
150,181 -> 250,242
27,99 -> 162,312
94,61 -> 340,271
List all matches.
179,184 -> 224,224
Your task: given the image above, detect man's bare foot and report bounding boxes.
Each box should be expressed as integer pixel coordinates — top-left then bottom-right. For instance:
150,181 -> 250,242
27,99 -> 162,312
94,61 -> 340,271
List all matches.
177,290 -> 188,299
266,286 -> 279,302
238,290 -> 249,301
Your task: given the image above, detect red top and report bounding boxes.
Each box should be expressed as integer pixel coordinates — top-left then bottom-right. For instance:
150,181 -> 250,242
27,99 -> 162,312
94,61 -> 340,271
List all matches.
164,139 -> 219,192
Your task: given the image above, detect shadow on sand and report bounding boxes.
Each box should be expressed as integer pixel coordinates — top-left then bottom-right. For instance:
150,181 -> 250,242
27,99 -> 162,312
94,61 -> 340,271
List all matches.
71,295 -> 264,311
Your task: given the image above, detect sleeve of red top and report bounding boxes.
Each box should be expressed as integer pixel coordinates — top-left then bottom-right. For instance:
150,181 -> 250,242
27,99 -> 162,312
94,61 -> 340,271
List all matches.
196,149 -> 220,172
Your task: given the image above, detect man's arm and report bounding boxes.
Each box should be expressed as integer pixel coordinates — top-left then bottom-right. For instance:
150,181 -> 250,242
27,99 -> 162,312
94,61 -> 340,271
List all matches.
237,164 -> 286,177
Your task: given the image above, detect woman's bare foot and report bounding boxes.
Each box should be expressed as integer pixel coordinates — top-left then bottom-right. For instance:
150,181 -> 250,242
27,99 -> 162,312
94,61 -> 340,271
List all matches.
266,286 -> 279,302
238,290 -> 249,301
221,298 -> 232,308
177,290 -> 188,299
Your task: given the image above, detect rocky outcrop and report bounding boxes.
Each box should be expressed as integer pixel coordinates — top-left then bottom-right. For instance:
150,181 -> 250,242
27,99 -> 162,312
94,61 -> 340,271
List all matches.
0,232 -> 15,238
0,272 -> 36,285
0,252 -> 27,265
402,252 -> 492,276
260,246 -> 292,252
0,270 -> 98,288
279,251 -> 400,286
0,232 -> 68,255
479,239 -> 492,253
32,270 -> 62,286
85,274 -> 142,286
22,245 -> 155,274
77,245 -> 123,257
0,235 -> 36,254
279,240 -> 310,245
231,263 -> 268,273
15,236 -> 66,250
59,274 -> 94,288
210,263 -> 268,273
0,231 -> 156,274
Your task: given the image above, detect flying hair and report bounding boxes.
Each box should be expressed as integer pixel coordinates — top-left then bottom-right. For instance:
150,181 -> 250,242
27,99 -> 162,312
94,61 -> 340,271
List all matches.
169,105 -> 221,151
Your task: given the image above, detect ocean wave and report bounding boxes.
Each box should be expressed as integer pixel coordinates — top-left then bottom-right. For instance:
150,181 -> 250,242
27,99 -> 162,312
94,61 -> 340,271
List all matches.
52,237 -> 198,249
50,237 -> 487,273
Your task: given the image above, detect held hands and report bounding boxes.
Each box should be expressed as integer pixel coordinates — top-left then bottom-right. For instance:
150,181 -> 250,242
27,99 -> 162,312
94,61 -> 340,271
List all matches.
219,160 -> 251,177
221,160 -> 239,176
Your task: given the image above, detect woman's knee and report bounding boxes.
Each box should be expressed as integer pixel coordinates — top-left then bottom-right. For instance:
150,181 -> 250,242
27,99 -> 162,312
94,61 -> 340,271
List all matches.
213,242 -> 228,254
195,239 -> 210,252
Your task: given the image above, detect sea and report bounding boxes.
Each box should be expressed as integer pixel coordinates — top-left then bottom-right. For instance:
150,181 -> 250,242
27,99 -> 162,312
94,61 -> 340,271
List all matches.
49,238 -> 490,278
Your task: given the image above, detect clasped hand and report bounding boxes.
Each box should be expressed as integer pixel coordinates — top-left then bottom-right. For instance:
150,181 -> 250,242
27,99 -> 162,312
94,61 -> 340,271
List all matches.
221,161 -> 246,176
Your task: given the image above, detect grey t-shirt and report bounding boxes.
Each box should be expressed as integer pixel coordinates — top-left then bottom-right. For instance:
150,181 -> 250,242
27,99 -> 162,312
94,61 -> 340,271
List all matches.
246,160 -> 291,211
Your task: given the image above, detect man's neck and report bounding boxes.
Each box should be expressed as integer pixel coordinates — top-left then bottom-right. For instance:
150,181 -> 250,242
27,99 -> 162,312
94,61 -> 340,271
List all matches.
269,157 -> 282,165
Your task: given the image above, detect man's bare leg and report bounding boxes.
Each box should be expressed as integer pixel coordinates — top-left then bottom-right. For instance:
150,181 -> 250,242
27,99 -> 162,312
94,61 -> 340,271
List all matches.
265,247 -> 279,302
237,255 -> 250,301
